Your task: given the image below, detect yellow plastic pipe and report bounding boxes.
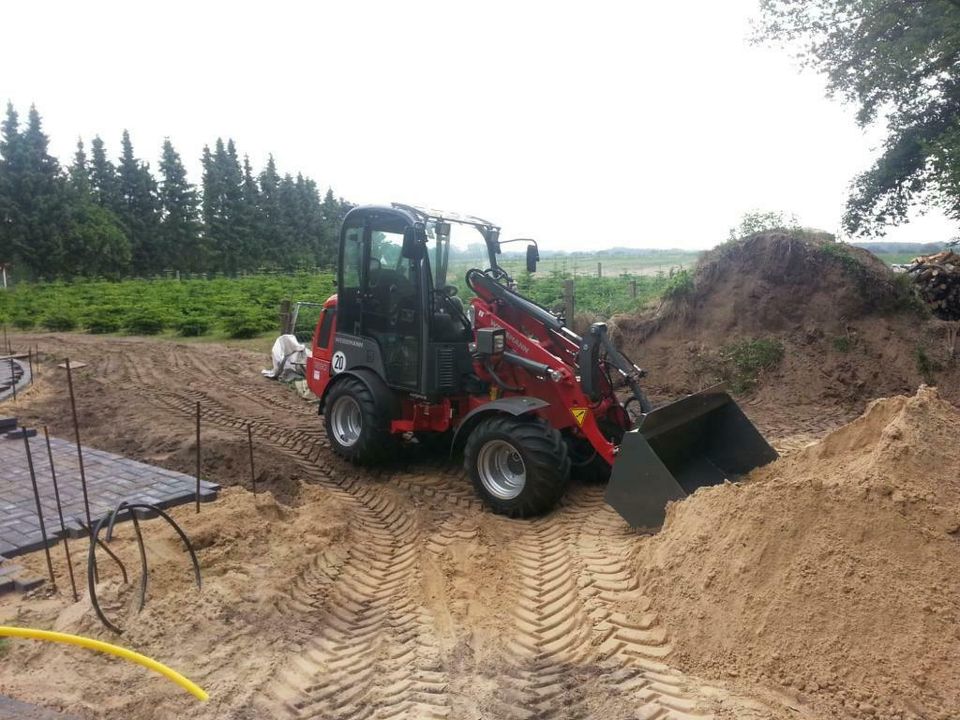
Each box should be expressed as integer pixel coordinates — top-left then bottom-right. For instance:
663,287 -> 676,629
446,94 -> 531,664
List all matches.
0,625 -> 208,701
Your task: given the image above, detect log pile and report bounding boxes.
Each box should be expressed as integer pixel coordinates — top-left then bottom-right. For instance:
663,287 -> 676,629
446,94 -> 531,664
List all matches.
906,250 -> 960,320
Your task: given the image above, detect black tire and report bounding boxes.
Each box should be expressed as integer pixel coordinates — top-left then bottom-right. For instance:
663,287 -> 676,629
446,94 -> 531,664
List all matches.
464,415 -> 570,518
323,376 -> 396,464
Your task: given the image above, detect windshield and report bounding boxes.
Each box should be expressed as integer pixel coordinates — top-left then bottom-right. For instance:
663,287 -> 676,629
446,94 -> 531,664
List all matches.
425,220 -> 492,294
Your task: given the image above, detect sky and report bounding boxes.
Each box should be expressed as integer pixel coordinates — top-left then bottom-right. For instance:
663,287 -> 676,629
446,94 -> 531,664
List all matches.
1,0 -> 955,251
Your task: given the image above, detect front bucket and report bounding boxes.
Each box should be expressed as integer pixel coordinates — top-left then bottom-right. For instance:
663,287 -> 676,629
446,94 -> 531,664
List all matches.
605,385 -> 778,530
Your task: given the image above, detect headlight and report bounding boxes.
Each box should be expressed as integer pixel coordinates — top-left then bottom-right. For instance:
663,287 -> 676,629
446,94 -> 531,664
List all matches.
466,304 -> 476,328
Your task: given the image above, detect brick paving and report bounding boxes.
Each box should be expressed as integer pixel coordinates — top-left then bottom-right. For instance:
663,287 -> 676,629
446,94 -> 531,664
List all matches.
0,695 -> 79,719
0,433 -> 219,558
0,358 -> 29,402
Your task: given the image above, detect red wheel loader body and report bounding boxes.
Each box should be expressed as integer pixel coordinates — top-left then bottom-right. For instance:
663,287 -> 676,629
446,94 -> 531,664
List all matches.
305,204 -> 777,529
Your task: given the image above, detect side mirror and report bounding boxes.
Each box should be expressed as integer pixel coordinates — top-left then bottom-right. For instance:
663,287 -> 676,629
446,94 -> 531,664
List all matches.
526,244 -> 540,273
402,226 -> 425,260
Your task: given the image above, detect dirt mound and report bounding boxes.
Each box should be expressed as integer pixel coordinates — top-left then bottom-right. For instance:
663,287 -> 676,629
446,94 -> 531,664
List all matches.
635,387 -> 960,720
614,232 -> 960,420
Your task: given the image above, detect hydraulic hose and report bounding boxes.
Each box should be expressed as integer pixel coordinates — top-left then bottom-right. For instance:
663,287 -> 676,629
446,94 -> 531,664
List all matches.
483,358 -> 523,393
0,626 -> 208,701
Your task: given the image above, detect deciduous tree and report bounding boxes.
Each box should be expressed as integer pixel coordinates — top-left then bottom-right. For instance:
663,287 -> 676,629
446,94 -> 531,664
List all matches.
754,0 -> 960,235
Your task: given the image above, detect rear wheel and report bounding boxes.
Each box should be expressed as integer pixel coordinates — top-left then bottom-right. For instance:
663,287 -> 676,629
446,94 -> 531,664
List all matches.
464,415 -> 570,518
324,376 -> 395,464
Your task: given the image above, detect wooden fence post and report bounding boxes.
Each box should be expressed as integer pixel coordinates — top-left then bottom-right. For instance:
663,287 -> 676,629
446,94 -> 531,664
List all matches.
563,280 -> 575,323
279,300 -> 292,335
631,279 -> 637,298
597,262 -> 602,278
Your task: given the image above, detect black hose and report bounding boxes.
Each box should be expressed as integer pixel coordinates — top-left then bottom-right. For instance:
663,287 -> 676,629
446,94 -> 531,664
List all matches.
87,500 -> 203,634
106,501 -> 149,613
483,358 -> 523,393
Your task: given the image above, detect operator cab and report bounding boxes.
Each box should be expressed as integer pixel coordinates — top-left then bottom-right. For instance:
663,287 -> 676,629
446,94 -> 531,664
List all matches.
335,204 -> 514,399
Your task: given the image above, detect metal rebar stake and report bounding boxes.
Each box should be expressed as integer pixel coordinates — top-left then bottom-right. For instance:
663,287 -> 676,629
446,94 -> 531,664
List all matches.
23,430 -> 57,591
65,357 -> 97,582
247,423 -> 256,496
44,425 -> 78,601
195,401 -> 201,513
9,356 -> 17,403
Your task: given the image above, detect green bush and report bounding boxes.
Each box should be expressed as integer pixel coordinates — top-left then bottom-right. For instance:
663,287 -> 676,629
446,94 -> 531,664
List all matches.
85,306 -> 124,334
176,316 -> 212,337
41,312 -> 78,331
721,337 -> 785,393
915,345 -> 941,384
663,269 -> 694,300
221,310 -> 273,339
124,309 -> 167,335
12,315 -> 35,330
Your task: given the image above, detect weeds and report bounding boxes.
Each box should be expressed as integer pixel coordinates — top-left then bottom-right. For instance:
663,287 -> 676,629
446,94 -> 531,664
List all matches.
662,269 -> 694,300
916,345 -> 942,384
721,337 -> 785,393
832,336 -> 854,352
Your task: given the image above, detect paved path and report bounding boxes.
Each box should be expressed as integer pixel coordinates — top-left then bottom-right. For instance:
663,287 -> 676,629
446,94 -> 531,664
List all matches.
0,358 -> 29,402
0,695 -> 79,719
0,434 -> 218,557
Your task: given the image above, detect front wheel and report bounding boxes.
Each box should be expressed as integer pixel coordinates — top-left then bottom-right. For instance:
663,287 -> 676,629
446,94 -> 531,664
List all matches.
324,376 -> 395,464
464,415 -> 570,518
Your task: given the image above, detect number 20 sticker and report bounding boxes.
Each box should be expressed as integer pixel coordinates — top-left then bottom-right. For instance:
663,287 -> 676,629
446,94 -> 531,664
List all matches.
331,351 -> 347,374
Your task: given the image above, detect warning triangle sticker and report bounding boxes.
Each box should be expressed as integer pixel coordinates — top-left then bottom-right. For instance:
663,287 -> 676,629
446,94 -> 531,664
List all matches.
570,407 -> 588,426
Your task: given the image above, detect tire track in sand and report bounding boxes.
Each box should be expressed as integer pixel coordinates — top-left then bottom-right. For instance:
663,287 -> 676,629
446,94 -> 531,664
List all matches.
120,357 -> 451,720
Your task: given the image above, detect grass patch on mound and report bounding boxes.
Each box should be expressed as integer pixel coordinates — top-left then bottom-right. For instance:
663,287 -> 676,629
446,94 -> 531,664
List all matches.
832,335 -> 854,352
662,269 -> 693,300
915,345 -> 942,384
720,337 -> 784,393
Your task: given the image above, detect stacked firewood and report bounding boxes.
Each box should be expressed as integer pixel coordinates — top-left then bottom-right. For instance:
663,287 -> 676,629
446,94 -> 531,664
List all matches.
906,250 -> 960,320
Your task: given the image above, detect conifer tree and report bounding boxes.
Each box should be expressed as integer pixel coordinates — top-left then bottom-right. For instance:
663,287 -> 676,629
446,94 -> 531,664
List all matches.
0,102 -> 23,267
257,154 -> 283,267
117,130 -> 160,274
66,136 -> 130,277
9,106 -> 70,276
240,154 -> 261,270
89,135 -> 119,211
69,139 -> 91,195
158,138 -> 200,272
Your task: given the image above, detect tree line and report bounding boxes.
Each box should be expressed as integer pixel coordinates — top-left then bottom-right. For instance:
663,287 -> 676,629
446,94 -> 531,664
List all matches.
0,103 -> 351,280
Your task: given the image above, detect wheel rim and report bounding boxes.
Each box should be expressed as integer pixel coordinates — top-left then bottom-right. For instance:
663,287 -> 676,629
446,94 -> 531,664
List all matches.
330,396 -> 362,448
477,439 -> 526,500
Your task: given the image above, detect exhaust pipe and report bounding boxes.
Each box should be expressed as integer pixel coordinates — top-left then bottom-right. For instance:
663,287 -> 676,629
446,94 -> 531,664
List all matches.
605,385 -> 778,530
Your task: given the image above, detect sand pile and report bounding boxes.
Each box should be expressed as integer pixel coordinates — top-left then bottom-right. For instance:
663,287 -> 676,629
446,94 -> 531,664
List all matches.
636,386 -> 960,720
0,487 -> 353,720
615,232 -> 960,416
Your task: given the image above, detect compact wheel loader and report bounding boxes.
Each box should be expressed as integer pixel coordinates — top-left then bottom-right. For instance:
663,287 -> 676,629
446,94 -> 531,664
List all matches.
306,204 -> 777,529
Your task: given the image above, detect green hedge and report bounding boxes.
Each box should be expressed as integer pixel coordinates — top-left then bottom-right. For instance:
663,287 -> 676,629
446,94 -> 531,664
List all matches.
0,273 -> 337,339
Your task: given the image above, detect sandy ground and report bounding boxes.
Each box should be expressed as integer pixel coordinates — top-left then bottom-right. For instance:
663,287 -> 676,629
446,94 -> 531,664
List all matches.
0,332 -> 892,719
